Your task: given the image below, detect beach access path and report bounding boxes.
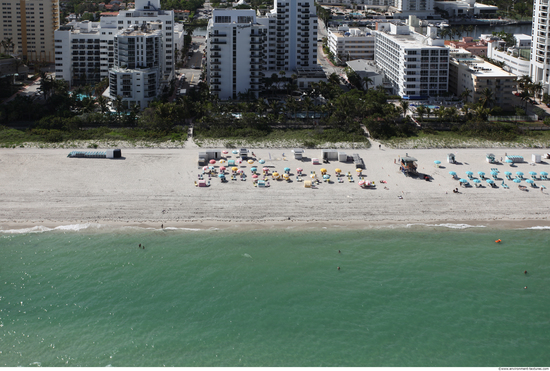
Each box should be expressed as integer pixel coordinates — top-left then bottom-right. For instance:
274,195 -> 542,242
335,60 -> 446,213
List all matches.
0,147 -> 549,229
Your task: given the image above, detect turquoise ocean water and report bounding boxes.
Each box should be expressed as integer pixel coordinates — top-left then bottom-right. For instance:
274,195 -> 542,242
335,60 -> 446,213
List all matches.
1,225 -> 549,367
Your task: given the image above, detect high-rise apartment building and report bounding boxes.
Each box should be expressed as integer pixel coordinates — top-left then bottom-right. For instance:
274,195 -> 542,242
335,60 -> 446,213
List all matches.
54,0 -> 183,103
108,24 -> 162,109
0,0 -> 59,62
530,0 -> 550,92
206,10 -> 267,100
205,0 -> 318,100
373,23 -> 449,98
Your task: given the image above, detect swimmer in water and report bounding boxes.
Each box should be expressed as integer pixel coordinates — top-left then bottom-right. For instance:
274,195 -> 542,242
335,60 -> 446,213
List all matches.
524,286 -> 527,289
139,244 -> 141,248
524,270 -> 528,274
337,266 -> 340,270
338,250 -> 341,253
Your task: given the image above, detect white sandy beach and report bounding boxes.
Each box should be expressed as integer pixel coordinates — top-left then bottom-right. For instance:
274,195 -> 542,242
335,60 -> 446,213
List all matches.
0,146 -> 549,230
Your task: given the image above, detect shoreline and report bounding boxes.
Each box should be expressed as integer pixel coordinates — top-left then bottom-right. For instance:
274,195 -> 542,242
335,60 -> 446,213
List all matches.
1,218 -> 550,233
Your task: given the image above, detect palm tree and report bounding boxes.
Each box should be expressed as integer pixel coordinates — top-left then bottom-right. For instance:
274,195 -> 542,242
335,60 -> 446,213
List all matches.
399,100 -> 409,118
415,105 -> 426,122
328,73 -> 340,85
479,87 -> 494,108
362,76 -> 373,91
518,75 -> 532,93
460,88 -> 472,103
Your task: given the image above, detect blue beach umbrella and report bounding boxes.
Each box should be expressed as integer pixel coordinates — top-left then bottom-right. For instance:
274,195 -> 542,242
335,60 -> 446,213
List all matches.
529,171 -> 537,176
232,150 -> 238,154
486,179 -> 494,184
504,171 -> 512,176
259,159 -> 265,164
491,170 -> 499,175
466,171 -> 473,176
218,173 -> 225,178
251,167 -> 257,172
434,160 -> 441,164
284,167 -> 291,173
449,171 -> 457,176
513,178 -> 521,183
541,171 -> 549,176
473,179 -> 481,184
505,159 -> 513,163
459,178 -> 468,183
323,174 -> 331,179
478,171 -> 485,176
526,179 -> 534,184
516,171 -> 524,176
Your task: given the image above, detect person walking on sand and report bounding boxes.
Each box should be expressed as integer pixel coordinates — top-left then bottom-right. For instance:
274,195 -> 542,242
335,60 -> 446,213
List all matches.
161,223 -> 164,229
379,144 -> 381,149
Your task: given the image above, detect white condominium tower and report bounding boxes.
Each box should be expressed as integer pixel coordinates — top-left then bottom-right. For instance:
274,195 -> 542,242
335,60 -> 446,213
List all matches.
108,24 -> 163,109
271,0 -> 318,71
0,0 -> 60,62
205,0 -> 318,100
206,10 -> 267,100
374,23 -> 449,98
54,0 -> 181,88
530,0 -> 550,92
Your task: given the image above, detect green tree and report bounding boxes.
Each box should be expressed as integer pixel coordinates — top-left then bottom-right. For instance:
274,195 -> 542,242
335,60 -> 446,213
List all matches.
479,87 -> 494,108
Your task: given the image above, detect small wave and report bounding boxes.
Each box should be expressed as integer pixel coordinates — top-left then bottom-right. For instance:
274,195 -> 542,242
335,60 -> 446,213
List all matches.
30,362 -> 41,367
242,253 -> 252,259
521,226 -> 550,230
406,223 -> 486,229
0,224 -> 99,234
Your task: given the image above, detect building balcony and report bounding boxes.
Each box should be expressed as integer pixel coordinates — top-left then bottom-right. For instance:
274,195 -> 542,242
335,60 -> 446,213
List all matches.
210,60 -> 221,65
210,40 -> 227,45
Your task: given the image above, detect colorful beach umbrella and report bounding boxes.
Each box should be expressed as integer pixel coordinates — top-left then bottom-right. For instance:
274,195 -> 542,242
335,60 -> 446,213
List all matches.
209,166 -> 215,170
358,180 -> 366,186
231,166 -> 238,172
296,168 -> 303,173
222,150 -> 228,154
252,174 -> 258,178
203,166 -> 209,171
320,168 -> 327,173
220,166 -> 226,171
505,159 -> 513,163
486,179 -> 494,184
473,179 -> 481,183
466,171 -> 473,175
237,169 -> 243,173
504,171 -> 512,176
540,172 -> 549,176
434,160 -> 441,164
232,150 -> 238,154
284,167 -> 291,173
513,178 -> 521,183
251,167 -> 257,172
529,171 -> 537,176
259,159 -> 265,164
248,159 -> 254,164
516,171 -> 524,176
335,168 -> 341,173
218,174 -> 225,178
459,178 -> 468,183
491,170 -> 499,175
323,174 -> 330,179
449,171 -> 457,176
356,168 -> 362,173
219,159 -> 226,164
209,159 -> 216,164
478,171 -> 485,176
